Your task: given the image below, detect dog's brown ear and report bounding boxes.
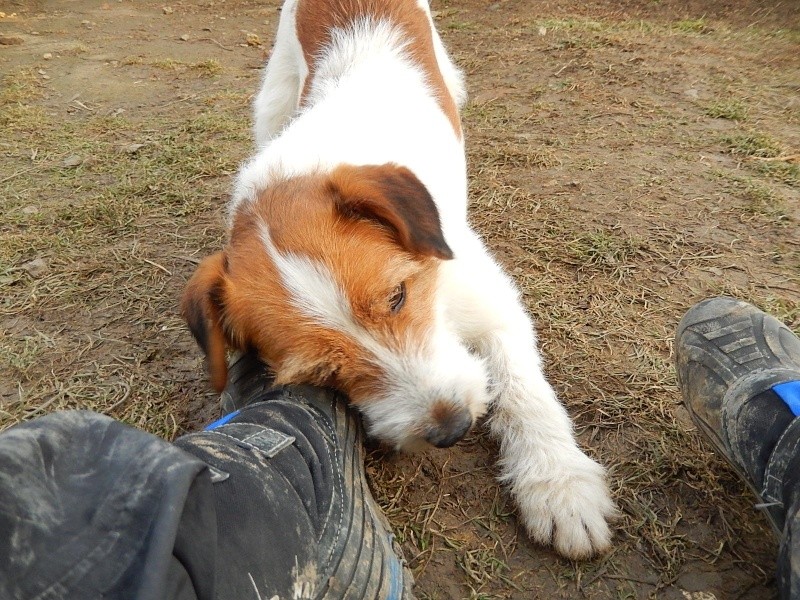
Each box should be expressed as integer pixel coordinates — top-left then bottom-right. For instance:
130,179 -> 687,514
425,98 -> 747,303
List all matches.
329,163 -> 454,260
181,252 -> 229,392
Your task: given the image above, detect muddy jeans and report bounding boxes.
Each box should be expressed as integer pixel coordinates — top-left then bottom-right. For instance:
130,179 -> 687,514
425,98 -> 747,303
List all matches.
0,408 -> 358,600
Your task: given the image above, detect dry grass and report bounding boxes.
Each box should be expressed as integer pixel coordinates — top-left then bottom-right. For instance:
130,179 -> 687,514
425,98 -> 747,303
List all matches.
0,67 -> 249,435
2,2 -> 799,599
151,58 -> 224,76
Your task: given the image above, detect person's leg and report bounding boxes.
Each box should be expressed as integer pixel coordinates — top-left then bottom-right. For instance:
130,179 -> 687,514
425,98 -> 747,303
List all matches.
0,352 -> 413,600
675,297 -> 800,598
0,410 -> 212,600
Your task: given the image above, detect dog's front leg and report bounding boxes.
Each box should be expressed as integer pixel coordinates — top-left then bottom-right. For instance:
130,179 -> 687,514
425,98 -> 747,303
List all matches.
442,241 -> 616,559
480,325 -> 617,559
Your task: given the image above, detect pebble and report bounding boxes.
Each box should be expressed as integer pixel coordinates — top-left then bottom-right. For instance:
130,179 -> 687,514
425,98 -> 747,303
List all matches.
62,155 -> 83,168
21,258 -> 48,278
0,34 -> 24,45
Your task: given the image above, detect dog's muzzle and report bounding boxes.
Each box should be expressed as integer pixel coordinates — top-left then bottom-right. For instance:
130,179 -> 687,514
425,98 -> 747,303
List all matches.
424,407 -> 473,448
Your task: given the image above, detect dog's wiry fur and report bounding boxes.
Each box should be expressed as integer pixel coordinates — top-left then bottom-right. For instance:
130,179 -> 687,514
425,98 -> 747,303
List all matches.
182,0 -> 616,559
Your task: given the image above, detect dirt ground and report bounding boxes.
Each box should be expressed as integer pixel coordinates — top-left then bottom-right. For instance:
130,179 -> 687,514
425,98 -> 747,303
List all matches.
1,0 -> 799,598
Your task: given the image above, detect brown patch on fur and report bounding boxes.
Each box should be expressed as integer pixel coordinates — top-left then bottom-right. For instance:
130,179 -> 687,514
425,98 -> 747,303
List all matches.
184,168 -> 443,400
295,0 -> 461,137
329,163 -> 453,259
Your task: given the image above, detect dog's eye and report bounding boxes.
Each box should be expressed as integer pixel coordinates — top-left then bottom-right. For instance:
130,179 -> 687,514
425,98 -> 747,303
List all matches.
389,282 -> 406,314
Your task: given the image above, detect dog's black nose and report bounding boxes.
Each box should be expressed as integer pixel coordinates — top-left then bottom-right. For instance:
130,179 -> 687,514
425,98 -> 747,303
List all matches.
425,406 -> 473,448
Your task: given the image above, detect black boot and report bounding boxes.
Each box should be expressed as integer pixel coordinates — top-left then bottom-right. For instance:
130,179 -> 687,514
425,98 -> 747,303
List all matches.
176,351 -> 415,599
675,297 -> 800,598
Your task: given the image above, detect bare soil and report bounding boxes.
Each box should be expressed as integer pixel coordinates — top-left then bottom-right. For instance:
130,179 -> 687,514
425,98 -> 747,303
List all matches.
1,0 -> 799,598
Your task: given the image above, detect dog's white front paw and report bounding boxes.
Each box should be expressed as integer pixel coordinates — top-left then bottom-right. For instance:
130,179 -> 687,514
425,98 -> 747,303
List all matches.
509,451 -> 616,560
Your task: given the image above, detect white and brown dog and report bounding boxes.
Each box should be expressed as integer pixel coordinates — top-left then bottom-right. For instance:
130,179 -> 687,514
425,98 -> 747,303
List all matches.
182,0 -> 616,559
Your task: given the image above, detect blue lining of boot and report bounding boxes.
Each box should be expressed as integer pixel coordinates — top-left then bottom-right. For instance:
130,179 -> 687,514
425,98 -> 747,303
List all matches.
386,551 -> 402,600
204,409 -> 241,430
774,381 -> 800,417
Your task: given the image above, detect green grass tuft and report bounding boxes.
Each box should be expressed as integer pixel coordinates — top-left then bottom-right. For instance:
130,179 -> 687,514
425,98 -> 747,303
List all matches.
742,181 -> 787,219
722,132 -> 782,157
756,161 -> 800,187
671,18 -> 709,34
705,99 -> 747,121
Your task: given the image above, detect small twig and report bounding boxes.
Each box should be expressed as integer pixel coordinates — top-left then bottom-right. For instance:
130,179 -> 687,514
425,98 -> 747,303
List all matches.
72,99 -> 94,112
580,563 -> 609,588
26,394 -> 59,417
585,111 -> 634,120
105,383 -> 131,412
174,255 -> 202,265
161,94 -> 199,108
603,573 -> 659,586
0,165 -> 38,184
750,153 -> 799,163
142,257 -> 172,275
554,59 -> 574,76
199,37 -> 235,52
763,283 -> 800,294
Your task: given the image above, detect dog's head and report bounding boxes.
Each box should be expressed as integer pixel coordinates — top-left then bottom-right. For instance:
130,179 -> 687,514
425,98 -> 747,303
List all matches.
183,163 -> 488,449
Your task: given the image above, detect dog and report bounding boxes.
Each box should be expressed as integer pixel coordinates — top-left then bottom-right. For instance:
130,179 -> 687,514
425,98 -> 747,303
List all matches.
182,0 -> 616,559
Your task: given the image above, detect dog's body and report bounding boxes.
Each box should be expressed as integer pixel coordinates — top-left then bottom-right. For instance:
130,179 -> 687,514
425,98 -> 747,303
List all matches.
183,0 -> 615,559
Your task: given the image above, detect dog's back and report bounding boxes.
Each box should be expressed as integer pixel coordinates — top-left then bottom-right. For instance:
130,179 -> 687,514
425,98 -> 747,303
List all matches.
253,0 -> 465,144
239,0 -> 469,231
